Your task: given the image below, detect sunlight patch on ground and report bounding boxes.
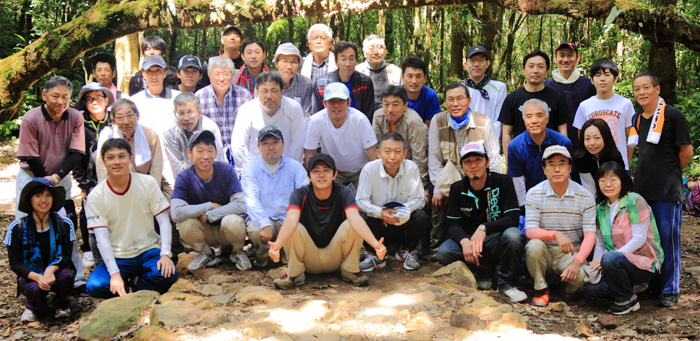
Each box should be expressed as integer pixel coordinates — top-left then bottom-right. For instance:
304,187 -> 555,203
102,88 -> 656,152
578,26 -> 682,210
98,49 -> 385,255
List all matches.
467,325 -> 581,341
267,299 -> 329,333
378,293 -> 418,307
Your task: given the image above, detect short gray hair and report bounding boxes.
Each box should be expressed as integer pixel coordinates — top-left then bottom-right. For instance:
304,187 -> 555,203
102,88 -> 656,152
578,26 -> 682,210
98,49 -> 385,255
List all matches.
521,98 -> 550,120
362,34 -> 385,50
208,56 -> 235,75
110,98 -> 140,120
307,23 -> 333,41
173,92 -> 201,111
43,76 -> 73,92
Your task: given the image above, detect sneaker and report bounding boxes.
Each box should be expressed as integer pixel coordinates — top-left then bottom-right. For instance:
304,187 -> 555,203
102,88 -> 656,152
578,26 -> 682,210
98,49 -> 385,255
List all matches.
20,309 -> 36,323
54,307 -> 71,318
559,285 -> 580,302
359,254 -> 386,272
274,272 -> 306,290
253,257 -> 269,271
395,250 -> 421,271
532,288 -> 550,307
476,278 -> 493,290
659,294 -> 679,307
187,251 -> 220,272
231,251 -> 252,271
341,269 -> 369,286
609,297 -> 641,315
500,286 -> 528,303
82,251 -> 95,268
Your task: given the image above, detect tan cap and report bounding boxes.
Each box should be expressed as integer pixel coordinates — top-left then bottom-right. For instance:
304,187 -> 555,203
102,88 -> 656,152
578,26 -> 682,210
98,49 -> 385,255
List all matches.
542,145 -> 571,161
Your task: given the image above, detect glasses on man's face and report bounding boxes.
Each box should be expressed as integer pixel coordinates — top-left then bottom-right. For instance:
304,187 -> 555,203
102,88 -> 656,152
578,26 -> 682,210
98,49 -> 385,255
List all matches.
114,113 -> 137,123
338,57 -> 356,65
175,110 -> 197,118
259,89 -> 281,97
445,96 -> 468,104
366,44 -> 385,52
277,59 -> 299,66
85,95 -> 106,103
212,72 -> 232,79
545,162 -> 569,170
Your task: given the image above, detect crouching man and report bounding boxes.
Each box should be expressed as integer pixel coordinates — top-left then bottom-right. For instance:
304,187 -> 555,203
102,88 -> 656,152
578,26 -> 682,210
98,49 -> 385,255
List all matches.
268,153 -> 387,289
435,142 -> 527,302
86,138 -> 177,297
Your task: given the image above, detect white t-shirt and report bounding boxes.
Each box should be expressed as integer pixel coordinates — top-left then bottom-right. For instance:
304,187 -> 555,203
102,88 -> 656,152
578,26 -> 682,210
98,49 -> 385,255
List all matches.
86,173 -> 170,259
304,107 -> 378,172
573,94 -> 635,168
467,79 -> 507,139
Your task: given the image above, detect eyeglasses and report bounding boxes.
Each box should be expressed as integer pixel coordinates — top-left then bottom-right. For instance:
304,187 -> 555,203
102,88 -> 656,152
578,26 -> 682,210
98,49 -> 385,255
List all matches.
175,110 -> 198,118
212,71 -> 232,79
598,178 -> 620,186
545,162 -> 569,169
277,59 -> 299,66
258,89 -> 281,96
114,113 -> 137,123
338,57 -> 356,64
85,95 -> 106,103
445,96 -> 468,104
366,44 -> 385,52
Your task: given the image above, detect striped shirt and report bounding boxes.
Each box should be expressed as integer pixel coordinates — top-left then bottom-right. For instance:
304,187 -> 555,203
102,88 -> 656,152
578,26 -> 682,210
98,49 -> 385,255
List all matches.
525,179 -> 595,246
283,74 -> 315,118
195,84 -> 252,153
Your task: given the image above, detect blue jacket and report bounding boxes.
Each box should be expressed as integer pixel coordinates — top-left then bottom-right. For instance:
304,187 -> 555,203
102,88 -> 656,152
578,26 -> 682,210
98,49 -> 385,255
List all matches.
507,128 -> 573,190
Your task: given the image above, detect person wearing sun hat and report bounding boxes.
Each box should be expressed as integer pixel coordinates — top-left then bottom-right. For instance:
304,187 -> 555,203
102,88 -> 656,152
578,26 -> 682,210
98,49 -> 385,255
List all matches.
4,178 -> 77,323
73,82 -> 115,267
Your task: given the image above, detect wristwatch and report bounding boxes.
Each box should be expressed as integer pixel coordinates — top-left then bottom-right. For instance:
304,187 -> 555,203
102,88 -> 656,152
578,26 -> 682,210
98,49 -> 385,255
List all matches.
477,224 -> 486,232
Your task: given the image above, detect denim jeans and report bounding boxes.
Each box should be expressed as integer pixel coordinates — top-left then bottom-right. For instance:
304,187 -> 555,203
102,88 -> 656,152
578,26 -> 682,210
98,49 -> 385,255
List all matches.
435,227 -> 526,288
86,248 -> 178,298
584,251 -> 655,303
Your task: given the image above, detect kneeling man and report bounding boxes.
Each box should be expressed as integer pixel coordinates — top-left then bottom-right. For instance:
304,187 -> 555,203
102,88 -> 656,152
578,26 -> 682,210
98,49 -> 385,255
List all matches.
356,132 -> 428,271
171,131 -> 250,272
86,138 -> 177,298
435,142 -> 526,302
268,154 -> 387,289
525,145 -> 595,306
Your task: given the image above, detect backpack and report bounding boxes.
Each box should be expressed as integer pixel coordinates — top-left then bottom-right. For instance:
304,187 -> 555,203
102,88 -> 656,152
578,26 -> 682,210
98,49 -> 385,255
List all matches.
688,181 -> 700,217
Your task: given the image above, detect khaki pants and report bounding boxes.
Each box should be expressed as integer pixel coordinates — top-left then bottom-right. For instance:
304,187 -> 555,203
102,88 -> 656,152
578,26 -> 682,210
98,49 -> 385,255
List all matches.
247,219 -> 283,262
285,220 -> 362,277
335,170 -> 361,189
525,239 -> 586,294
177,215 -> 246,252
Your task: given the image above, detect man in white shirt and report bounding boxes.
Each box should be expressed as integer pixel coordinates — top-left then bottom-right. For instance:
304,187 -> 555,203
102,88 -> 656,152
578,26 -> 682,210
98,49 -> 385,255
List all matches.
462,46 -> 507,140
163,92 -> 226,178
304,82 -> 378,188
356,132 -> 427,272
86,138 -> 176,298
231,72 -> 305,171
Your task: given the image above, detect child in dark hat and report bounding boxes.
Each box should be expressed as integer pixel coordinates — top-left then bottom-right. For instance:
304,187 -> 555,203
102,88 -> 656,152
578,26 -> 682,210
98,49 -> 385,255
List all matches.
4,178 -> 76,322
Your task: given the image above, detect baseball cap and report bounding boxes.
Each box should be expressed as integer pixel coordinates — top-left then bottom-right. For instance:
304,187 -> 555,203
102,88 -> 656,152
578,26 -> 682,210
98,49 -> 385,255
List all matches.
542,145 -> 571,161
459,142 -> 488,162
188,130 -> 216,149
306,153 -> 337,174
257,125 -> 283,142
222,25 -> 242,37
178,55 -> 202,70
323,82 -> 350,101
274,42 -> 302,62
555,41 -> 578,53
142,55 -> 167,70
466,46 -> 489,59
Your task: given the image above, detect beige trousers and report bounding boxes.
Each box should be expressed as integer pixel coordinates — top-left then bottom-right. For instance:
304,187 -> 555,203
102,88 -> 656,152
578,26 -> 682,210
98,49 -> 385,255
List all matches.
247,219 -> 283,262
525,239 -> 586,293
177,215 -> 247,252
285,220 -> 363,277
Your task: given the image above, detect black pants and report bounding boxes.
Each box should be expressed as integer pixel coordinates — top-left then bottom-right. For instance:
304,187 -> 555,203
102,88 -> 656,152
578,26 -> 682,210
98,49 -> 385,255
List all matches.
361,210 -> 429,252
78,199 -> 91,252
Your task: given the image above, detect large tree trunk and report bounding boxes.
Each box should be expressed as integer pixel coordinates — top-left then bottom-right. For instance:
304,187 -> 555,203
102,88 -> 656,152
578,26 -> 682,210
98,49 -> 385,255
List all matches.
1,0 -> 699,117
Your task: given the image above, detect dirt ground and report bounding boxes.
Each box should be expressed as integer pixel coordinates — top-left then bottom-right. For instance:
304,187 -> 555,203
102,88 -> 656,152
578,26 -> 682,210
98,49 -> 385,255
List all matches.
0,136 -> 699,340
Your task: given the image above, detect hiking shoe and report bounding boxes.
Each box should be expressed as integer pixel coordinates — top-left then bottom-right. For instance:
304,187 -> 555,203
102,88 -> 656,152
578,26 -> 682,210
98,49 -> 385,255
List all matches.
54,307 -> 71,319
559,285 -> 581,302
82,251 -> 95,267
187,251 -> 219,272
20,309 -> 36,323
500,286 -> 528,303
395,250 -> 421,271
359,254 -> 386,272
532,288 -> 550,307
609,297 -> 640,315
341,269 -> 369,286
274,272 -> 306,290
659,294 -> 679,307
231,251 -> 252,271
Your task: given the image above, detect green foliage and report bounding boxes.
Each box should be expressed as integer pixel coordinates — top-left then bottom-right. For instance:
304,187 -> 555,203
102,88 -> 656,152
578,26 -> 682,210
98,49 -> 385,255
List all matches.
0,117 -> 21,140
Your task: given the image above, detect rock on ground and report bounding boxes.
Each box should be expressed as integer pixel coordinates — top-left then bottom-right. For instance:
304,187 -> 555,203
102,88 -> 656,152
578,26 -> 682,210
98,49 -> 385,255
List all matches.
78,290 -> 160,341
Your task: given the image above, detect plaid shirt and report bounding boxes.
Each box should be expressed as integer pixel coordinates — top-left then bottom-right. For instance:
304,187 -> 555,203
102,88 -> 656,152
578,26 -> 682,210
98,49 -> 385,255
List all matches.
283,74 -> 315,118
312,70 -> 375,121
234,63 -> 270,98
195,84 -> 252,152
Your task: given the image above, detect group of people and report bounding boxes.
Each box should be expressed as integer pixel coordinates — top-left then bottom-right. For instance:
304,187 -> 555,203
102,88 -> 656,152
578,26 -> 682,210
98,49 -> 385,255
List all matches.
4,22 -> 694,324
